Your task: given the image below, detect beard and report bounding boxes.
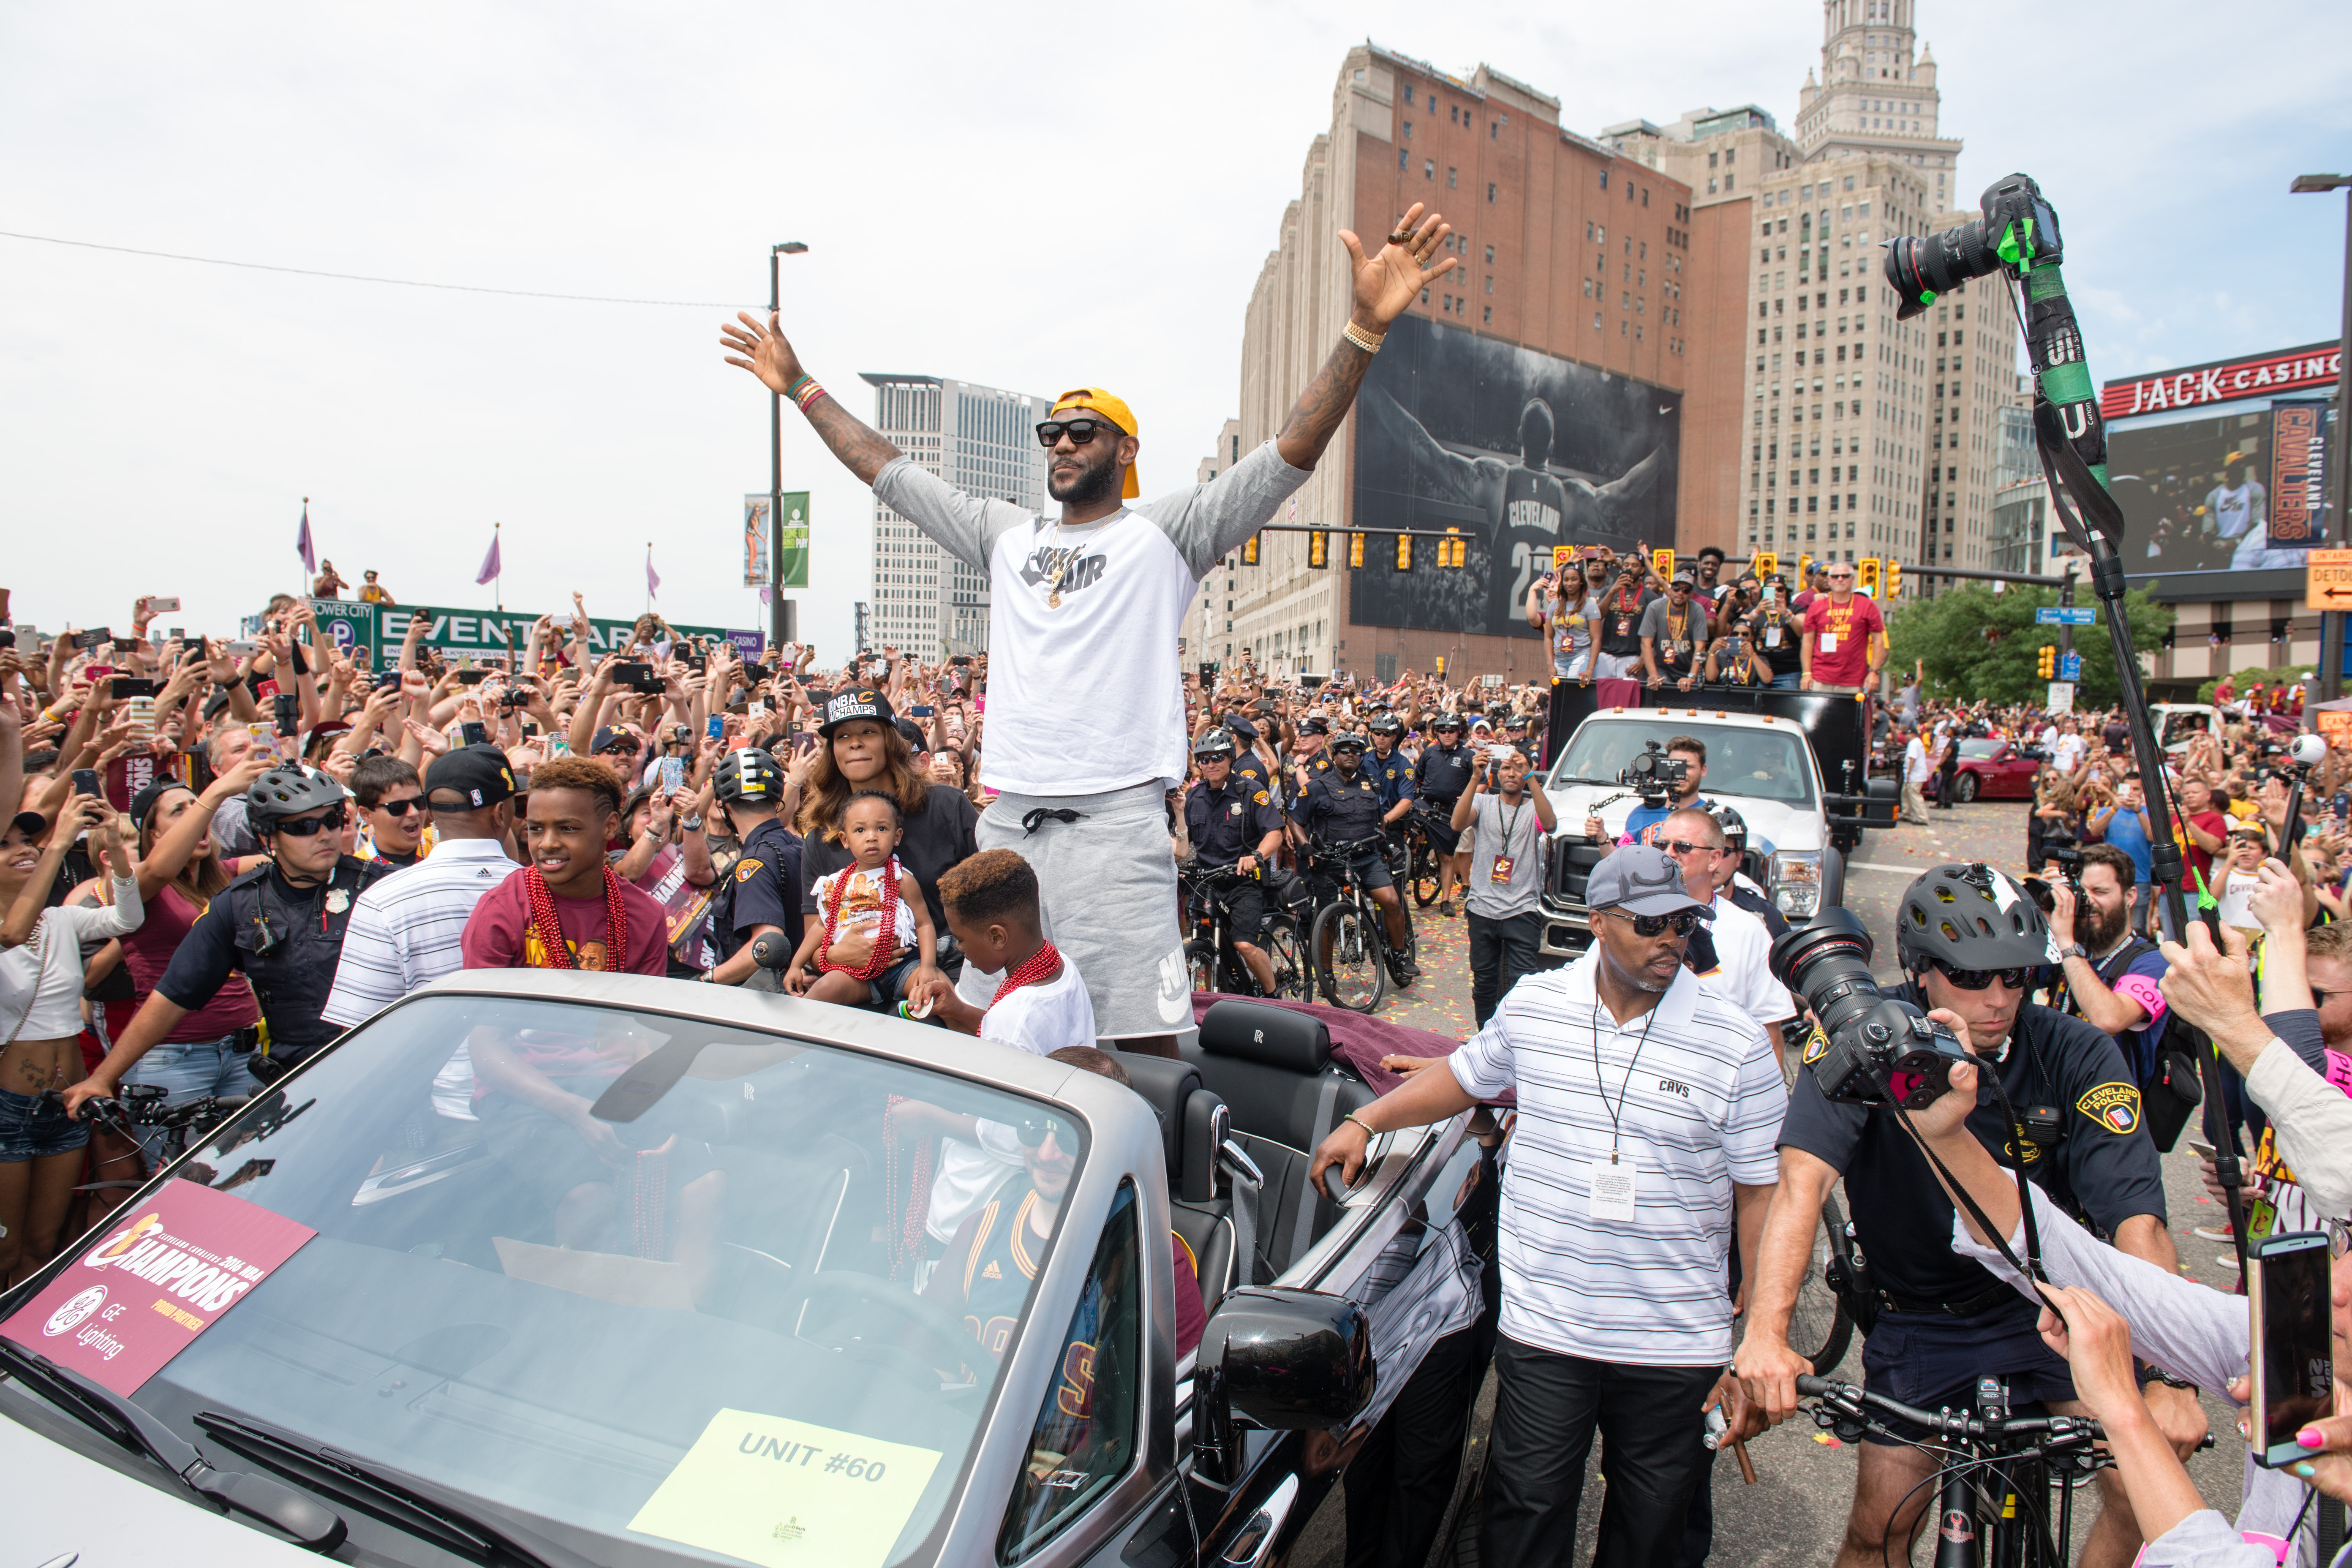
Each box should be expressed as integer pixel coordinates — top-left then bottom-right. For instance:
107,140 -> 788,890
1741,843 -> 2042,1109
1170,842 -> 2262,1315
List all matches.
2082,895 -> 2129,951
1047,450 -> 1122,509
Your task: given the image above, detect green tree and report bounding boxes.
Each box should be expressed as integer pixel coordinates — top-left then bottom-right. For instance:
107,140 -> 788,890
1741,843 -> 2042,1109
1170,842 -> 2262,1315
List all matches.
1884,585 -> 2172,706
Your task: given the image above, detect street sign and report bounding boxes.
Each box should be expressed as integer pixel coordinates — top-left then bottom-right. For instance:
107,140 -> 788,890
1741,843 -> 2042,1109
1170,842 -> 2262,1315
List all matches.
2035,607 -> 2097,626
2305,547 -> 2352,614
2059,651 -> 2084,682
2047,681 -> 2076,714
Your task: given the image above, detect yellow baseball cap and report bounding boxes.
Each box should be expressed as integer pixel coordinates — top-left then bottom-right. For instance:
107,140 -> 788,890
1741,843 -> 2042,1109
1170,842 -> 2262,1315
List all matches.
1052,387 -> 1140,499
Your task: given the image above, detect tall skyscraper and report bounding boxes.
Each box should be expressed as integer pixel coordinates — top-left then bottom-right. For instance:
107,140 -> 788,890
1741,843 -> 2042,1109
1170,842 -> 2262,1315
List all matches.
859,373 -> 1051,656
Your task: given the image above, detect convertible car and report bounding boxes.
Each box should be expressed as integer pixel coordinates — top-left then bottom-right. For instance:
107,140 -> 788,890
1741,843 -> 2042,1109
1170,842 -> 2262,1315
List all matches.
1924,738 -> 2044,802
1,970 -> 1483,1568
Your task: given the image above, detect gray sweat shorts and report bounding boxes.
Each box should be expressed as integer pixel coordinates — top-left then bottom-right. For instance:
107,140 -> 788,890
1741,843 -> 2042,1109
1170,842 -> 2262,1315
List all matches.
954,780 -> 1195,1045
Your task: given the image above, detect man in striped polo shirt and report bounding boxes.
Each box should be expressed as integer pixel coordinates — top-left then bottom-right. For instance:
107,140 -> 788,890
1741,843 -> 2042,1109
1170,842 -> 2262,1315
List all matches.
322,746 -> 525,1121
1312,845 -> 1784,1568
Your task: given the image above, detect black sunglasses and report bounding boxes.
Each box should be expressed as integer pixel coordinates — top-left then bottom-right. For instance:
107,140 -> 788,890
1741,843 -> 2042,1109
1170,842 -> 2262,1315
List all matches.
272,808 -> 348,838
1932,960 -> 2034,991
1601,906 -> 1702,938
1034,418 -> 1118,449
376,795 -> 430,817
1657,839 -> 1723,859
1016,1113 -> 1075,1149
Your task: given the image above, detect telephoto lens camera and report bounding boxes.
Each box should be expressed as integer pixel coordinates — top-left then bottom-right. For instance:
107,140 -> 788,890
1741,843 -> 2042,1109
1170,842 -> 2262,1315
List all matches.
1619,741 -> 1688,807
1883,172 -> 2058,323
1770,909 -> 1971,1108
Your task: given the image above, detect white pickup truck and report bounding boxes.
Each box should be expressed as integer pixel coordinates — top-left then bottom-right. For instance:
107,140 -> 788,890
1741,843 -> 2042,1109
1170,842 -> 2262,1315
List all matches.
1535,706 -> 1863,961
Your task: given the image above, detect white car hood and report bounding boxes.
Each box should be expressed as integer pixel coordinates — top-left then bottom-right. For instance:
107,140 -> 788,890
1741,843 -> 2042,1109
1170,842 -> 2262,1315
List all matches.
1540,781 -> 1825,855
0,1410 -> 321,1566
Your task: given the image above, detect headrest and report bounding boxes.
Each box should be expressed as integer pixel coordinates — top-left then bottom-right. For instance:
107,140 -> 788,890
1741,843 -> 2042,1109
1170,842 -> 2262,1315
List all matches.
1113,1054 -> 1200,1178
1200,1000 -> 1331,1074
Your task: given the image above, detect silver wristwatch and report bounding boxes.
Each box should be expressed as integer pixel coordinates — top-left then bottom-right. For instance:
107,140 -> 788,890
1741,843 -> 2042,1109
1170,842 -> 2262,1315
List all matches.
2058,943 -> 2088,961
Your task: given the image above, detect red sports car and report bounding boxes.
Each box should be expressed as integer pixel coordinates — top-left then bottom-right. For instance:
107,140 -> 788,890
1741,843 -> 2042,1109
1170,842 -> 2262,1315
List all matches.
1924,739 -> 2043,802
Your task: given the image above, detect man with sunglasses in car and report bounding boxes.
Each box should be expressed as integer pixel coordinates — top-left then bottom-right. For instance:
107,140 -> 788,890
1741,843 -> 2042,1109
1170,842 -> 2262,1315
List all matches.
1309,844 -> 1782,1565
72,767 -> 392,1111
1737,863 -> 2198,1568
721,203 -> 1462,1055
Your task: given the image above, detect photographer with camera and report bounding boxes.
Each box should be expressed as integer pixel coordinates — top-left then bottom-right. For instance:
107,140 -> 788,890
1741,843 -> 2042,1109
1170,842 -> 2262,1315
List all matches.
1737,864 -> 2199,1568
2044,844 -> 2174,1086
1584,734 -> 1710,853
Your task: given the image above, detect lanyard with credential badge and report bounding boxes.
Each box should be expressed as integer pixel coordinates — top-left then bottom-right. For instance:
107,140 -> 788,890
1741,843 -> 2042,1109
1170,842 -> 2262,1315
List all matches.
1588,990 -> 1660,1222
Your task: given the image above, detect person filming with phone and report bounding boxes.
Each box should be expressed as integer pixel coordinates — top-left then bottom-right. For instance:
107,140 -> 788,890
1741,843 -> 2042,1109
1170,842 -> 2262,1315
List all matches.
1451,741 -> 1554,1025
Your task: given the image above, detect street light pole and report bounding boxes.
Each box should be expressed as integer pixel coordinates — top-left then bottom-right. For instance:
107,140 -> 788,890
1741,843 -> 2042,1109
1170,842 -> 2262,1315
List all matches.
2292,175 -> 2351,702
769,241 -> 809,651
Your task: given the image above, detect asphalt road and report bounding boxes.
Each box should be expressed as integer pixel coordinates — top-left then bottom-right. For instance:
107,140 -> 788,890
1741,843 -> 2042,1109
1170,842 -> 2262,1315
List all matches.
1362,800 -> 2251,1566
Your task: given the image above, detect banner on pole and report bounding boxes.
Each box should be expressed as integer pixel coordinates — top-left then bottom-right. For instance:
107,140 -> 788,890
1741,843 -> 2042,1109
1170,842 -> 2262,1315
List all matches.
742,496 -> 770,588
778,491 -> 810,591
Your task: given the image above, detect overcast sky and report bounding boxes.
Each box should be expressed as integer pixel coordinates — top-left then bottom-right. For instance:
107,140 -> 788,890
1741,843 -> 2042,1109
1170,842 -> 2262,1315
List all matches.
5,1 -> 2347,657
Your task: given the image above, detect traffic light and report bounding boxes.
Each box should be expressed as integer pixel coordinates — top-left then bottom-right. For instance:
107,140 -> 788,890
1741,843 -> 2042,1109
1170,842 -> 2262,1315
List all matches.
1884,561 -> 1902,599
1856,559 -> 1881,596
1797,553 -> 1814,585
1396,533 -> 1413,571
1242,534 -> 1259,566
1441,527 -> 1466,567
1348,531 -> 1365,568
1651,547 -> 1677,582
1307,530 -> 1328,569
2036,644 -> 2057,679
1753,549 -> 1779,580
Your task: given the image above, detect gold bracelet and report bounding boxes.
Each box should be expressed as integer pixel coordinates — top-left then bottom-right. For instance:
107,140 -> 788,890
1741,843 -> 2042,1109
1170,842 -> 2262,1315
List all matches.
1342,320 -> 1384,355
1343,1111 -> 1378,1137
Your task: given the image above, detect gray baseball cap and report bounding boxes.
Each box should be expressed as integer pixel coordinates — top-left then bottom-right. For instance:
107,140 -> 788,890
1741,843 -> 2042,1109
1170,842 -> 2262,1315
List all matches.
1585,845 -> 1709,918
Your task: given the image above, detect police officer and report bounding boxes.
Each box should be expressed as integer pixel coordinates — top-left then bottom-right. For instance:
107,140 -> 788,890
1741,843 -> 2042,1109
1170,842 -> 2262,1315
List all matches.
1291,715 -> 1335,783
1415,713 -> 1477,915
1294,733 -> 1418,986
74,765 -> 392,1119
1708,804 -> 1788,939
1738,863 -> 2202,1566
1499,712 -> 1537,764
1367,710 -> 1418,822
705,747 -> 802,988
1224,715 -> 1279,803
1185,730 -> 1288,994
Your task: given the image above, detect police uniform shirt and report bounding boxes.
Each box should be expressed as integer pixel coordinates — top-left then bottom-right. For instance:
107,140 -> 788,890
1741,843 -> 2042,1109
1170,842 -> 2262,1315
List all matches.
1295,768 -> 1386,840
1369,748 -> 1418,811
719,816 -> 803,959
1778,993 -> 2167,1307
1416,741 -> 1475,804
1185,777 -> 1285,866
155,855 -> 392,1064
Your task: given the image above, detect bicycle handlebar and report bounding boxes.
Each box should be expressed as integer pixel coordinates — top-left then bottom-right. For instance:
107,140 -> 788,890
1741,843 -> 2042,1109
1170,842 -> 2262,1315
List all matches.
1795,1374 -> 2102,1443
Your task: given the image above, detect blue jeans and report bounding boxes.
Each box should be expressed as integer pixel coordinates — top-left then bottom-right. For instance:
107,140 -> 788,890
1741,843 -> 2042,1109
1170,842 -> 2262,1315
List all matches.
119,1035 -> 251,1169
1768,671 -> 1801,689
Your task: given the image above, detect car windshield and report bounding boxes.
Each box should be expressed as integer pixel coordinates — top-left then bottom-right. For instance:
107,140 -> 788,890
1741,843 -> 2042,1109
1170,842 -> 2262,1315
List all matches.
1959,740 -> 2004,759
2,994 -> 1081,1568
1546,721 -> 1816,807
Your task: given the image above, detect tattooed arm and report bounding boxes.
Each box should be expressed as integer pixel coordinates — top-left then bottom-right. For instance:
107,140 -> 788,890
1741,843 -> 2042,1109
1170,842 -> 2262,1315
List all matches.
720,316 -> 902,485
1274,202 -> 1459,471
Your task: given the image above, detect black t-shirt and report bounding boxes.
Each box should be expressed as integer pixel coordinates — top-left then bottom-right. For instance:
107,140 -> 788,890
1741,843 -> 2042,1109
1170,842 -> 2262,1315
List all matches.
799,783 -> 977,938
1415,742 -> 1476,802
1778,993 -> 2168,1304
1598,586 -> 1660,657
1756,612 -> 1804,678
726,817 -> 803,958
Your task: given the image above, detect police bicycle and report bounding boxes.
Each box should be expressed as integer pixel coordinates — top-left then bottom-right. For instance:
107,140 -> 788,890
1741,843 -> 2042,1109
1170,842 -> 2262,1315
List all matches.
1389,805 -> 1449,909
1301,834 -> 1402,1013
1178,863 -> 1309,1001
1795,1373 -> 2213,1567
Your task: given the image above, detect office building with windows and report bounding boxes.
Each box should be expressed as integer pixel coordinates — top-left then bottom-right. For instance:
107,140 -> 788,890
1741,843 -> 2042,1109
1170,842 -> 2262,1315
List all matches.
859,373 -> 1051,656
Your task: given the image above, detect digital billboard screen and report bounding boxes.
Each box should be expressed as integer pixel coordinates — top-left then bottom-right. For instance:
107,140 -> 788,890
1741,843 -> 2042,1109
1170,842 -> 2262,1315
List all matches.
1348,314 -> 1679,640
2107,398 -> 2335,578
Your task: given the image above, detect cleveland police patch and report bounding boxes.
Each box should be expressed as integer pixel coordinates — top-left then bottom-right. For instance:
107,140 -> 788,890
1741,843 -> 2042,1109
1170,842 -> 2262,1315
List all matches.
735,858 -> 764,884
2074,1082 -> 2142,1135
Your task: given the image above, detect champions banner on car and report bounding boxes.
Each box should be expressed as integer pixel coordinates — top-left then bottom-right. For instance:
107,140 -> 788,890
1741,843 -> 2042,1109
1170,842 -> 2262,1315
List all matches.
1,1179 -> 317,1396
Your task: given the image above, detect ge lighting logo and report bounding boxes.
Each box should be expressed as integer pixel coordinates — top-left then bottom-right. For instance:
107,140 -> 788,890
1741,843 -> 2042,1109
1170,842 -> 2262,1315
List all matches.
43,1285 -> 107,1338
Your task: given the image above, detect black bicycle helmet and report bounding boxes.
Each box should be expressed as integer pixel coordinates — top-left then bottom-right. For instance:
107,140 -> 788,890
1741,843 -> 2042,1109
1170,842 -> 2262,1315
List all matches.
1192,728 -> 1238,761
1330,732 -> 1368,754
245,765 -> 345,833
1710,802 -> 1749,851
1367,711 -> 1405,738
1430,713 -> 1465,734
713,747 -> 782,805
1893,862 -> 2060,975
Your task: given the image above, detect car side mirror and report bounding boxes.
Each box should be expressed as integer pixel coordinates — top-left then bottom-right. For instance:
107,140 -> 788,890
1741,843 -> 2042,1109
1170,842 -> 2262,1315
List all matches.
1190,1287 -> 1374,1488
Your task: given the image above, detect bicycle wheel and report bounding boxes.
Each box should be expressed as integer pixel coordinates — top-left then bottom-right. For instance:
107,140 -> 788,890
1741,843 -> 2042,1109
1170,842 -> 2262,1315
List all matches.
1313,901 -> 1387,1013
1788,1189 -> 1856,1375
1184,939 -> 1220,995
1263,918 -> 1311,1001
1410,830 -> 1443,907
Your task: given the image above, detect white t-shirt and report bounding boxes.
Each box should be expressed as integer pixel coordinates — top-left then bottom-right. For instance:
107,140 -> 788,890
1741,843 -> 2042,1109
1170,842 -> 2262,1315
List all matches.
874,440 -> 1311,796
979,958 -> 1098,1056
2053,733 -> 2087,774
1903,736 -> 1933,784
928,1117 -> 1026,1244
813,858 -> 918,950
2214,867 -> 2263,929
1447,956 -> 1782,1365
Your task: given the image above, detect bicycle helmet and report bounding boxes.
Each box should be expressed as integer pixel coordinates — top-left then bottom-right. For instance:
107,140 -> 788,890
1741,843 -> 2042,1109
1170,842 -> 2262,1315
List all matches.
245,766 -> 346,833
1431,713 -> 1465,734
713,747 -> 782,805
1192,728 -> 1238,761
1710,803 -> 1749,851
1893,862 -> 2061,976
1330,732 -> 1368,754
1367,711 -> 1404,738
